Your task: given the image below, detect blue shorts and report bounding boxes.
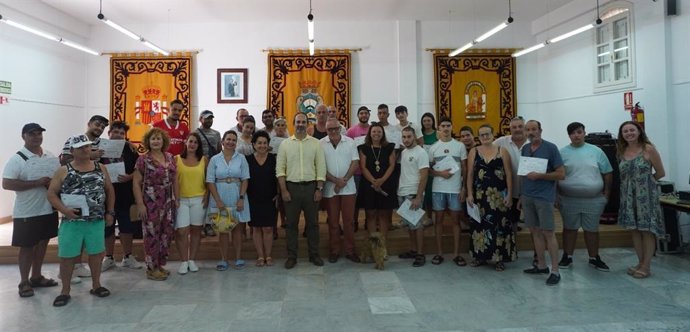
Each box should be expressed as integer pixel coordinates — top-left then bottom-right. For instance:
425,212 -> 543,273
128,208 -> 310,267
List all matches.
431,192 -> 462,212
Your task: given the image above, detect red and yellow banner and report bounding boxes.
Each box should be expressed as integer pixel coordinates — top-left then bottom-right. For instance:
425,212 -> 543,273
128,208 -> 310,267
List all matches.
110,55 -> 192,150
433,50 -> 516,137
267,52 -> 351,133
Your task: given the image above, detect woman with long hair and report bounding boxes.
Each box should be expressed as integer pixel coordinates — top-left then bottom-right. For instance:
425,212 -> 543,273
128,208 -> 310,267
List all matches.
421,112 -> 438,223
616,121 -> 665,278
133,128 -> 178,281
174,133 -> 207,274
246,131 -> 278,266
466,124 -> 515,271
357,123 -> 398,249
237,116 -> 256,156
206,130 -> 251,271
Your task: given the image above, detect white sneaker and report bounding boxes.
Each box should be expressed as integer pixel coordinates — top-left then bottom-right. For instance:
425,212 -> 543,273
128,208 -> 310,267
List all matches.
74,263 -> 91,277
188,260 -> 199,272
58,273 -> 82,284
178,261 -> 189,275
121,255 -> 143,269
102,256 -> 116,272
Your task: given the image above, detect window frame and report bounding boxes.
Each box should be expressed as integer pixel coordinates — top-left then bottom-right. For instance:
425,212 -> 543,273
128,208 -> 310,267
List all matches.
593,2 -> 636,93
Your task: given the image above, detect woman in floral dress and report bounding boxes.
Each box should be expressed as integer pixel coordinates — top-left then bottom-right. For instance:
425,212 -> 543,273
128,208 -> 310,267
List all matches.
617,121 -> 665,279
466,124 -> 515,271
133,128 -> 178,281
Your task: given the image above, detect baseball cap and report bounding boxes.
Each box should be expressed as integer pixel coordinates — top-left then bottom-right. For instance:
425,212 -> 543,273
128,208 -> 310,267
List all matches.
357,106 -> 370,113
200,110 -> 214,119
67,134 -> 92,149
89,115 -> 109,126
22,123 -> 46,135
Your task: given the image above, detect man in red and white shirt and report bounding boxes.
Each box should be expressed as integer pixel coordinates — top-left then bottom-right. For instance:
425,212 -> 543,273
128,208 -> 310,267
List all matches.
152,99 -> 189,155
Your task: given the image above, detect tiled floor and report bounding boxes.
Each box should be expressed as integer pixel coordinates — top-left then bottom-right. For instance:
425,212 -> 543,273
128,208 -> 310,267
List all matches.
1,248 -> 690,332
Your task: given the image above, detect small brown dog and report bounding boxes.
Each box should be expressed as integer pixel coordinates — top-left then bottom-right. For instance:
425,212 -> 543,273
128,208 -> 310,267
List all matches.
359,232 -> 386,270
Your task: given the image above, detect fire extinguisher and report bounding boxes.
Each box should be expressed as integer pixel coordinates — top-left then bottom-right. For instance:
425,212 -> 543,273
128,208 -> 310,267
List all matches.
631,102 -> 645,130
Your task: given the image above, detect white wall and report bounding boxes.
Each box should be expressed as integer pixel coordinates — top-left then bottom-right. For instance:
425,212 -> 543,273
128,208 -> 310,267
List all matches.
515,0 -> 688,189
0,2 -> 90,218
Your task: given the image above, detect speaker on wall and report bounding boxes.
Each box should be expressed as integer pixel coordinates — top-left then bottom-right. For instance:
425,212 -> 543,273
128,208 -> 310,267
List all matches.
667,0 -> 678,16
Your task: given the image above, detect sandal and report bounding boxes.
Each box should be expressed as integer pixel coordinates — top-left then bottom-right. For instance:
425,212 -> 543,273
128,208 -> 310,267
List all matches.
235,259 -> 246,270
431,255 -> 444,265
633,269 -> 651,279
18,281 -> 34,298
469,259 -> 486,267
627,266 -> 639,276
495,262 -> 505,272
256,258 -> 266,267
216,260 -> 229,271
412,254 -> 426,267
53,294 -> 71,307
265,257 -> 274,266
453,256 -> 468,267
146,269 -> 167,281
159,267 -> 171,276
89,286 -> 111,298
29,275 -> 58,288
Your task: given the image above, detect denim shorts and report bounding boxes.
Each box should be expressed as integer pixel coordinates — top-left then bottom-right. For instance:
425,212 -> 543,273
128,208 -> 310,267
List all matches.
431,192 -> 462,212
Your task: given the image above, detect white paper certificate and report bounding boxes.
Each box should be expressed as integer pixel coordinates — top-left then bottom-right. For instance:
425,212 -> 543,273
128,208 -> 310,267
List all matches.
396,198 -> 426,226
517,156 -> 548,176
466,202 -> 481,223
104,162 -> 126,183
25,157 -> 60,180
60,194 -> 89,216
433,156 -> 460,174
99,139 -> 126,159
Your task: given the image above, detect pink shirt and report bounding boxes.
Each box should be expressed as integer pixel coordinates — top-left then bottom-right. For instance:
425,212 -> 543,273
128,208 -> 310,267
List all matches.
346,124 -> 369,175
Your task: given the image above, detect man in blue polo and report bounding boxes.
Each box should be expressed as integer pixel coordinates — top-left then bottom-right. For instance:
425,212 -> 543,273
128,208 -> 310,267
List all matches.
520,120 -> 565,286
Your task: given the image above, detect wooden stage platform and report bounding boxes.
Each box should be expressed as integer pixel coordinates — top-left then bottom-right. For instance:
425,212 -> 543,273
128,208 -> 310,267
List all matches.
0,211 -> 631,264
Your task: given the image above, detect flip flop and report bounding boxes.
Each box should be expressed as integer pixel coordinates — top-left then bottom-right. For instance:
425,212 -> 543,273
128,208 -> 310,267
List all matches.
18,281 -> 34,298
216,260 -> 229,271
453,256 -> 468,267
633,270 -> 651,279
29,275 -> 58,288
431,255 -> 444,265
53,294 -> 71,307
90,286 -> 111,298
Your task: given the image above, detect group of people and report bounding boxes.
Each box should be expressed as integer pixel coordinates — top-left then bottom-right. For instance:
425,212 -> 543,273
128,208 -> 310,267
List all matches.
3,99 -> 666,306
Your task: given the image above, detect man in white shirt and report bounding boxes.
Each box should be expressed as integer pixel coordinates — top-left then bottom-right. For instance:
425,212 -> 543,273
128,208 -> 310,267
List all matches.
321,119 -> 360,263
3,123 -> 60,297
396,127 -> 429,267
377,104 -> 400,148
394,105 -> 424,146
494,116 -> 528,232
428,117 -> 467,266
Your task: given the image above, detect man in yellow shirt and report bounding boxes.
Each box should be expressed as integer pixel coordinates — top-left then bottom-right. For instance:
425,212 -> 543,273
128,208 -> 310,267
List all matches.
277,112 -> 327,269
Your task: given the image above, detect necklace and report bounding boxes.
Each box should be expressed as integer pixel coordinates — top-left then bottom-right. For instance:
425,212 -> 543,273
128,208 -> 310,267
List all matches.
371,145 -> 382,172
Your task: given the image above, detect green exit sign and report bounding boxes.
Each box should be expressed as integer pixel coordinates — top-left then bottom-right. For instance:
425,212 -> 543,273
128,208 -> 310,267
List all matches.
0,81 -> 11,94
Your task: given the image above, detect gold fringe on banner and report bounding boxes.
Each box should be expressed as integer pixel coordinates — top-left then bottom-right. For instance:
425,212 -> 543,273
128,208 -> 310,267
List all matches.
262,48 -> 361,55
102,50 -> 201,57
425,48 -> 519,55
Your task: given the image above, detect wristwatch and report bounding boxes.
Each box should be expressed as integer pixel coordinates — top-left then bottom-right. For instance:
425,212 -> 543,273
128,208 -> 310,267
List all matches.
107,211 -> 116,217
239,195 -> 245,199
316,186 -> 323,191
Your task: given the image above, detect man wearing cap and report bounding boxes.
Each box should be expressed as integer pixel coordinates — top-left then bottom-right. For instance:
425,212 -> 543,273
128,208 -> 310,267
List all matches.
59,114 -> 111,281
196,110 -> 221,159
47,134 -> 116,306
346,106 -> 371,231
3,123 -> 60,298
152,99 -> 189,156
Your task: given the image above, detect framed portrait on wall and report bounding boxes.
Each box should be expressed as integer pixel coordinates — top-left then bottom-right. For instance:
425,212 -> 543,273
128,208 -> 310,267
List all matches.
217,68 -> 248,103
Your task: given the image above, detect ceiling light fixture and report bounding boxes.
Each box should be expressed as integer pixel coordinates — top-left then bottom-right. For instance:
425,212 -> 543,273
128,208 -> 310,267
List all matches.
449,0 -> 514,57
0,14 -> 100,55
307,0 -> 315,56
513,0 -> 603,57
97,0 -> 170,56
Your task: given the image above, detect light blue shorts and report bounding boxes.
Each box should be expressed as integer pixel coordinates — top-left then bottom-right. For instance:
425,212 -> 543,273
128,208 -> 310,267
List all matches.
431,192 -> 462,212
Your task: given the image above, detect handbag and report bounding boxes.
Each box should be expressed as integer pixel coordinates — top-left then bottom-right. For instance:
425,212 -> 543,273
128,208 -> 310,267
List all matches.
209,207 -> 237,233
